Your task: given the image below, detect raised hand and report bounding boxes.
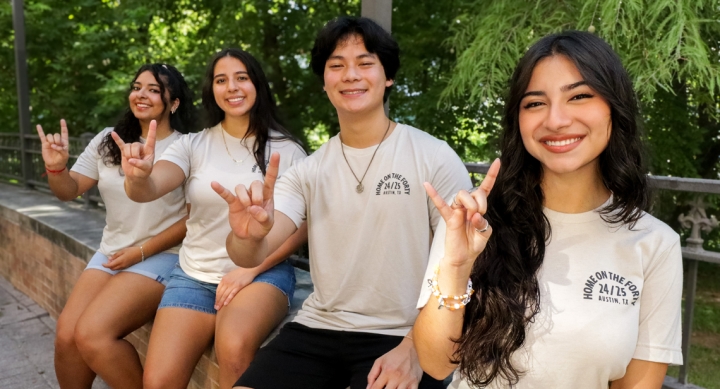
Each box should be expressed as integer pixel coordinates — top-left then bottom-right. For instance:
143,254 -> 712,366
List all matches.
110,119 -> 157,180
424,158 -> 500,268
36,119 -> 70,170
212,152 -> 281,242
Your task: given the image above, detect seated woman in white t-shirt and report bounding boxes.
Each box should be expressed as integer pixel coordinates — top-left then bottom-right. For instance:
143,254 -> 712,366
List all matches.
415,31 -> 683,389
36,63 -> 194,388
113,48 -> 308,389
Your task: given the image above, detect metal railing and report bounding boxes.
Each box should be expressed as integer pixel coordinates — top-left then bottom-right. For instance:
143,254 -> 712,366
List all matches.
467,163 -> 716,389
0,132 -> 101,207
0,139 -> 716,388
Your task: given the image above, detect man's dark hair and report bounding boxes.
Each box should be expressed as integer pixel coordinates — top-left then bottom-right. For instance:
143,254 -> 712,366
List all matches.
310,16 -> 400,102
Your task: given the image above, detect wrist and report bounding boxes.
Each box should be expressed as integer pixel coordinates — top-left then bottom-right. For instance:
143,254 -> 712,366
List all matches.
45,165 -> 67,174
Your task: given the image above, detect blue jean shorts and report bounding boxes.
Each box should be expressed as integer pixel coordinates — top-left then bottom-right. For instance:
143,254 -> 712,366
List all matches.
85,251 -> 178,286
158,260 -> 296,315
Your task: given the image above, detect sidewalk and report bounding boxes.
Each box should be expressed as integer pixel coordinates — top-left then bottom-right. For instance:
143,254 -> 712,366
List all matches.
0,275 -> 108,389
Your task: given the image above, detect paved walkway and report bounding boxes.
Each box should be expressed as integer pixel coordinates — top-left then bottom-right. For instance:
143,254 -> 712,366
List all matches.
0,276 -> 108,389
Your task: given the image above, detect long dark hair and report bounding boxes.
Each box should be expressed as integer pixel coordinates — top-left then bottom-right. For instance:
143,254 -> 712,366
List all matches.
201,48 -> 299,175
99,63 -> 196,166
455,31 -> 650,387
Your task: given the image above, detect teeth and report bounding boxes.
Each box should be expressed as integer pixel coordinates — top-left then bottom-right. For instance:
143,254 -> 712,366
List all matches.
545,137 -> 581,147
137,104 -> 150,108
228,97 -> 245,102
341,90 -> 365,95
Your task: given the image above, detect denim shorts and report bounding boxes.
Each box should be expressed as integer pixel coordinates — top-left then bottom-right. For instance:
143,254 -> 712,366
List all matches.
158,260 -> 296,315
85,251 -> 178,286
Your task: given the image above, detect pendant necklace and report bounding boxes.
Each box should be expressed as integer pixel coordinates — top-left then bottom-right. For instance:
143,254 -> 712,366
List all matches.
221,127 -> 251,164
339,120 -> 392,194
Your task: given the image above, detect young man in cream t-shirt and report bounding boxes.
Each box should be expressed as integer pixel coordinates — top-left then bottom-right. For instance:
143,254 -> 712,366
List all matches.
214,17 -> 472,389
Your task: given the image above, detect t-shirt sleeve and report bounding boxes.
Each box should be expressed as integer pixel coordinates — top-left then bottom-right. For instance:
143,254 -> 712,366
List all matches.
70,129 -> 108,180
417,217 -> 448,309
428,142 -> 473,233
157,133 -> 193,178
633,236 -> 683,365
274,159 -> 307,228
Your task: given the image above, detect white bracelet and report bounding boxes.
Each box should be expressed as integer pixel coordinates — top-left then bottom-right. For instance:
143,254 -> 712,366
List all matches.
427,265 -> 474,310
140,245 -> 145,262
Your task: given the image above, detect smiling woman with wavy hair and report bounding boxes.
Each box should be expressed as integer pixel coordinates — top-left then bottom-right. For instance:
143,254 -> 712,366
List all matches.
413,31 -> 683,389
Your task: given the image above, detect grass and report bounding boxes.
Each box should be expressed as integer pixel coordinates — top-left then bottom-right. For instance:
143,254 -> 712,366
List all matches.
667,261 -> 720,389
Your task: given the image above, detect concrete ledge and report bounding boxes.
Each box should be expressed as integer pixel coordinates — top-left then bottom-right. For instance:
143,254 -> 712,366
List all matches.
0,182 -> 311,389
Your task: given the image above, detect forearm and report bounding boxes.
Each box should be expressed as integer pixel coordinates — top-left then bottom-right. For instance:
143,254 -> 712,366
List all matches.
414,261 -> 473,379
226,233 -> 269,268
251,222 -> 308,273
138,215 -> 188,257
47,169 -> 81,201
124,175 -> 161,203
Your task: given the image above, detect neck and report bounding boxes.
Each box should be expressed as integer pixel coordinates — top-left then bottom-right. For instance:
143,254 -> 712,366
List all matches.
541,163 -> 611,213
222,115 -> 250,138
338,106 -> 393,148
140,116 -> 172,140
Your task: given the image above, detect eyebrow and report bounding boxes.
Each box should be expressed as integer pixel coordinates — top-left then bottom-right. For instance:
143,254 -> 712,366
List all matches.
328,53 -> 377,61
213,71 -> 249,79
132,81 -> 161,88
521,80 -> 588,99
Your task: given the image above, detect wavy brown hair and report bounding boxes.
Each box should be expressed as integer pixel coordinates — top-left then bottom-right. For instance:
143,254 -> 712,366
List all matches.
455,31 -> 650,387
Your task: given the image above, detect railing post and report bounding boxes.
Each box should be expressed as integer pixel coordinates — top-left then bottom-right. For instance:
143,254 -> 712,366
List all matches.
677,196 -> 717,384
11,0 -> 33,189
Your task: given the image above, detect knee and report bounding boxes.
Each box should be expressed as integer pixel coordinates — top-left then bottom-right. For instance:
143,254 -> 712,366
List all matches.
216,335 -> 257,366
73,316 -> 105,359
54,315 -> 78,353
143,367 -> 175,389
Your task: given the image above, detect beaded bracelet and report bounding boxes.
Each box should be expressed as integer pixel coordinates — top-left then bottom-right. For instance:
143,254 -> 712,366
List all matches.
427,265 -> 474,310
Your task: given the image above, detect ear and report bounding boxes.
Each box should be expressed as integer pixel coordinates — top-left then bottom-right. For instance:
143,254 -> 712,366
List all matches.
171,98 -> 180,113
385,79 -> 394,87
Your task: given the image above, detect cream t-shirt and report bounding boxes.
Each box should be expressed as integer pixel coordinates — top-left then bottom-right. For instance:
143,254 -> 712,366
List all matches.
275,123 -> 473,336
71,128 -> 187,256
159,124 -> 306,284
419,202 -> 683,388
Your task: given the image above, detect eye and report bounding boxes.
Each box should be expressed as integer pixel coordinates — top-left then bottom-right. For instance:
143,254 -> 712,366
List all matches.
150,89 -> 160,94
570,93 -> 594,101
238,75 -> 248,81
131,86 -> 140,91
215,78 -> 225,84
360,62 -> 374,66
328,63 -> 343,69
522,101 -> 544,109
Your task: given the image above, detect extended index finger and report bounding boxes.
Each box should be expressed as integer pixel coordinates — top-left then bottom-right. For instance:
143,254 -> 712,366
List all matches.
262,152 -> 281,199
478,158 -> 501,196
144,120 -> 156,154
60,119 -> 69,146
423,182 -> 454,222
110,131 -> 126,149
36,125 -> 47,145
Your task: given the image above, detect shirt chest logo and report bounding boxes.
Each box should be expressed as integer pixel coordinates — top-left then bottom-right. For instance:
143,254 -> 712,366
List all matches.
582,270 -> 640,306
375,172 -> 411,195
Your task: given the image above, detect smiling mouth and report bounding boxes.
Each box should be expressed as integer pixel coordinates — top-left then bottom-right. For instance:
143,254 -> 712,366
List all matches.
136,103 -> 151,109
227,97 -> 245,103
340,90 -> 366,95
543,137 -> 582,147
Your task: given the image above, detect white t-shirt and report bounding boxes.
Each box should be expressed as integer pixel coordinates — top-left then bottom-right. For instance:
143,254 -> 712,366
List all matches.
419,201 -> 683,388
275,123 -> 473,336
71,128 -> 187,256
159,124 -> 306,284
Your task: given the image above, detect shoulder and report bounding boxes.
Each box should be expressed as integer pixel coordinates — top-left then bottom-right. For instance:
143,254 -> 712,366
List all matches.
396,123 -> 446,146
268,132 -> 306,156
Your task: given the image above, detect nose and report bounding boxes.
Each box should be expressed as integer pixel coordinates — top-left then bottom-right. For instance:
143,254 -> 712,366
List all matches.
544,102 -> 572,131
227,78 -> 240,92
342,64 -> 361,82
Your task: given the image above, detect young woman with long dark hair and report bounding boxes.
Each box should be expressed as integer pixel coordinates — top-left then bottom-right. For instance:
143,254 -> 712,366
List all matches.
112,49 -> 307,388
37,63 -> 195,389
415,31 -> 682,388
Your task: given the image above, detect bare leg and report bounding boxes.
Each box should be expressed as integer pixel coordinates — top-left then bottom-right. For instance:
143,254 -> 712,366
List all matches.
54,269 -> 111,389
74,272 -> 165,389
143,307 -> 216,389
216,282 -> 288,388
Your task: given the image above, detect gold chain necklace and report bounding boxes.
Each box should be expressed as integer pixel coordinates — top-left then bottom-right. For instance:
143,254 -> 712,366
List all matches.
221,127 -> 251,164
339,120 -> 392,194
